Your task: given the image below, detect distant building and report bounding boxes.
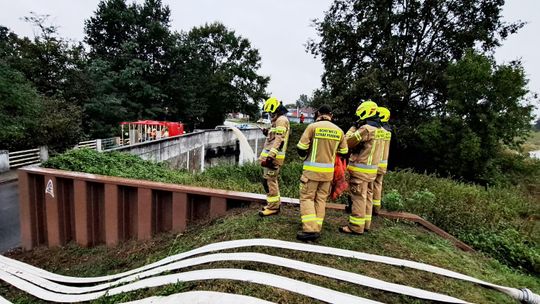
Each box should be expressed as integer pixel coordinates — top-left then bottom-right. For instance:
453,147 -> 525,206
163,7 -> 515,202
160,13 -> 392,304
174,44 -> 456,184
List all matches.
228,112 -> 249,120
287,107 -> 316,123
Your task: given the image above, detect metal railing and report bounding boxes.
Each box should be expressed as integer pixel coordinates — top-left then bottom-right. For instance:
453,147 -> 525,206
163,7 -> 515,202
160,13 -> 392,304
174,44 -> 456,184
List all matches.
76,140 -> 98,150
8,148 -> 41,168
75,138 -> 120,151
101,137 -> 119,150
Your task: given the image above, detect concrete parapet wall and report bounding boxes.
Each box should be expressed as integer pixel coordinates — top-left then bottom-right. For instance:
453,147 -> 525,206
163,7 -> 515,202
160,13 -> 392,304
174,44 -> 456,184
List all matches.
108,128 -> 265,172
0,150 -> 9,173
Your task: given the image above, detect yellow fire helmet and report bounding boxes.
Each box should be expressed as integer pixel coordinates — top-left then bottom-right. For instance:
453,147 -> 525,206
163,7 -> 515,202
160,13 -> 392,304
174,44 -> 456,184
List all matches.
263,97 -> 280,113
377,106 -> 390,122
355,100 -> 378,120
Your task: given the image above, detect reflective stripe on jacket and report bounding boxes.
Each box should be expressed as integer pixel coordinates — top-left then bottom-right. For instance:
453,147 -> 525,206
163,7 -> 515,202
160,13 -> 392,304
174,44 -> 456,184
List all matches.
346,123 -> 384,182
297,116 -> 348,181
377,124 -> 392,174
259,115 -> 290,166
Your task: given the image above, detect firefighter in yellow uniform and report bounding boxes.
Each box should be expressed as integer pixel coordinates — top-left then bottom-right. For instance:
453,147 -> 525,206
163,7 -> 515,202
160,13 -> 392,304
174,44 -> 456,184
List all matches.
296,105 -> 348,241
340,100 -> 384,234
372,107 -> 391,214
259,97 -> 290,217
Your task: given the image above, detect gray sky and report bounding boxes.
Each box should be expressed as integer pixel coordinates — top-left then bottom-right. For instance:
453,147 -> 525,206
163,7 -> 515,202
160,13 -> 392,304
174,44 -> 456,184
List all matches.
1,0 -> 538,116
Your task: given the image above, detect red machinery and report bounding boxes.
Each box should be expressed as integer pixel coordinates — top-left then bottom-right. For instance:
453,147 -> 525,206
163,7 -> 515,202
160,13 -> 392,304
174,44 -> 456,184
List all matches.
120,120 -> 185,145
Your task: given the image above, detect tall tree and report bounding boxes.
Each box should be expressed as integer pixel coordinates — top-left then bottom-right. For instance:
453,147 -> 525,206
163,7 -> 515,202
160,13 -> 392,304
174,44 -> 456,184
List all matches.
0,62 -> 42,150
308,0 -> 532,181
2,14 -> 87,101
296,94 -> 310,108
309,0 -> 523,126
0,21 -> 84,151
166,23 -> 269,129
415,51 -> 533,180
83,0 -> 173,136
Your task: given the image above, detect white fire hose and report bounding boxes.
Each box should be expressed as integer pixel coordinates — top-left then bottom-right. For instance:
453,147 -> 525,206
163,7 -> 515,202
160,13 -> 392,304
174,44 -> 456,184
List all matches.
0,238 -> 537,303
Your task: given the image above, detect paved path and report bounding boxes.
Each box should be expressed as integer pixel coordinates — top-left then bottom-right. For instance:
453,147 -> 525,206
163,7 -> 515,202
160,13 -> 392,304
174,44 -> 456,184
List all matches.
0,181 -> 20,253
0,170 -> 17,184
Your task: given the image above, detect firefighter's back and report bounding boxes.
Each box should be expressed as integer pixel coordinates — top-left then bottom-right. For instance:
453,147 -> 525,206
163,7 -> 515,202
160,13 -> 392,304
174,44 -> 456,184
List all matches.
302,119 -> 347,182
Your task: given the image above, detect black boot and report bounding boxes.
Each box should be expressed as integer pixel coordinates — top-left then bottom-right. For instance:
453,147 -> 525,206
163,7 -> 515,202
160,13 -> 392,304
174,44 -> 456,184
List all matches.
296,231 -> 320,242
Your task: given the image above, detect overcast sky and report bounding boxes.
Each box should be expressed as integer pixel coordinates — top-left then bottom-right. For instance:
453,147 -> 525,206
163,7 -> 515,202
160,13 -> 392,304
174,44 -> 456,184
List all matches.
1,0 -> 538,116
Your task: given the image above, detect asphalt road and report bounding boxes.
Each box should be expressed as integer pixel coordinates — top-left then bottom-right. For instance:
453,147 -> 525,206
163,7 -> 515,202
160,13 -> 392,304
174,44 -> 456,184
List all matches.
0,182 -> 20,253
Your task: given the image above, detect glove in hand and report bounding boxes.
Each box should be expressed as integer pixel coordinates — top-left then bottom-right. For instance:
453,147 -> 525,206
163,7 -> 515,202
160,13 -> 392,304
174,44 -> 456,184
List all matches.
261,157 -> 276,169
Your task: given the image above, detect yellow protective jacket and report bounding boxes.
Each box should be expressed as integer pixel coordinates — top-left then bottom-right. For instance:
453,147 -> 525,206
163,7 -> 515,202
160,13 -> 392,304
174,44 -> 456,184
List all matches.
346,121 -> 385,182
297,115 -> 348,182
259,115 -> 290,166
377,123 -> 392,174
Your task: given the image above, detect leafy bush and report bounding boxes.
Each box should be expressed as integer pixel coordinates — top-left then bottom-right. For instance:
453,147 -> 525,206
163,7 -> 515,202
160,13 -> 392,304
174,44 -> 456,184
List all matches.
408,189 -> 436,206
382,190 -> 404,211
284,122 -> 307,164
462,228 -> 540,273
43,149 -> 305,199
384,170 -> 539,273
43,148 -> 193,184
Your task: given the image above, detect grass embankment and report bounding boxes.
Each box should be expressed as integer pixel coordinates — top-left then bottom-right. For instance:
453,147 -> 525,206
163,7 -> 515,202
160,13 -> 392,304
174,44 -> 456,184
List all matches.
2,206 -> 539,304
44,148 -> 539,274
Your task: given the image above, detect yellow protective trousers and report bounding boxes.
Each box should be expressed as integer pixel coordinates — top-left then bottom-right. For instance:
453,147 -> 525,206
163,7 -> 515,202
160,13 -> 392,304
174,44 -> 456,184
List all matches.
263,167 -> 281,210
365,181 -> 375,230
300,177 -> 331,233
348,181 -> 369,234
372,173 -> 384,214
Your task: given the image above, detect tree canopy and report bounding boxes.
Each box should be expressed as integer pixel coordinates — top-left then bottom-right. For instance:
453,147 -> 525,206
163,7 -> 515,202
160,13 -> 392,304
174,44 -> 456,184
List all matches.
0,18 -> 83,152
309,0 -> 535,182
0,62 -> 42,150
82,0 -> 268,134
166,23 -> 268,129
0,0 -> 269,150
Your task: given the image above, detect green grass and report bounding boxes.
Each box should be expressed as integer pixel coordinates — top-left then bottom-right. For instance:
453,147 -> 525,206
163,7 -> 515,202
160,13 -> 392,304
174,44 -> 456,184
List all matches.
2,206 -> 539,304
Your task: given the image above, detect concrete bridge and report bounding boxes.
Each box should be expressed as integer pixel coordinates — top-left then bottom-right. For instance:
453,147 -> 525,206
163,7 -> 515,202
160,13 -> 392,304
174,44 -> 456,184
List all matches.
109,127 -> 265,172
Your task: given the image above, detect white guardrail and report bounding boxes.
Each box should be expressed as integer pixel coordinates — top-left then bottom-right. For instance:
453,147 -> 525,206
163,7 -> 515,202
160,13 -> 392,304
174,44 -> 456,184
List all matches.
75,138 -> 120,151
1,138 -> 120,173
76,140 -> 99,150
8,148 -> 41,168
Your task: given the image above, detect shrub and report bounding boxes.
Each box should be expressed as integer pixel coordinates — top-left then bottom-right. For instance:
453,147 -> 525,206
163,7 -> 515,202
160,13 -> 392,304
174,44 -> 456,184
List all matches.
383,170 -> 539,273
382,190 -> 404,211
407,189 -> 436,207
462,228 -> 540,274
